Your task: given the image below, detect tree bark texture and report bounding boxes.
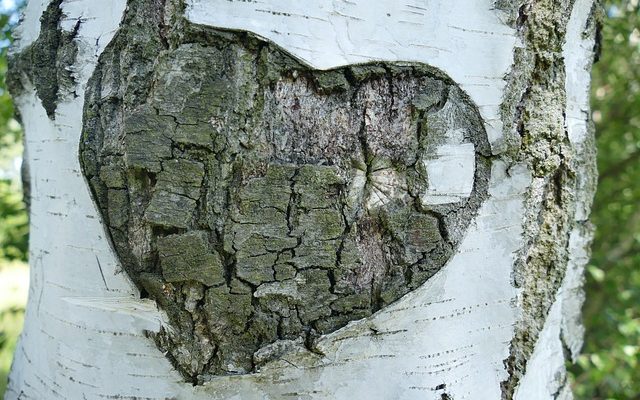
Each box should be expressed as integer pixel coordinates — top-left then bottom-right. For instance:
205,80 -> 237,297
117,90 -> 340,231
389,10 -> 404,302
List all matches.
5,0 -> 598,399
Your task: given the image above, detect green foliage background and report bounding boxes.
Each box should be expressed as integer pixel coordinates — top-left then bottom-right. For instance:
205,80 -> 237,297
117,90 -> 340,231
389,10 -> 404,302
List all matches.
569,1 -> 640,398
0,8 -> 26,264
0,1 -> 638,398
0,1 -> 27,396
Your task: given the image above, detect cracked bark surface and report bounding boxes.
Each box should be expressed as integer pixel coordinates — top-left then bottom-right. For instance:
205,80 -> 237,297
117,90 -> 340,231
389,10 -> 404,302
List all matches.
79,0 -> 491,381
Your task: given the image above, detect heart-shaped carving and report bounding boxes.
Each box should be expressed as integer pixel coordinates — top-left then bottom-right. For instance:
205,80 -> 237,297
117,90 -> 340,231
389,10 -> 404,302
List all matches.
80,17 -> 490,381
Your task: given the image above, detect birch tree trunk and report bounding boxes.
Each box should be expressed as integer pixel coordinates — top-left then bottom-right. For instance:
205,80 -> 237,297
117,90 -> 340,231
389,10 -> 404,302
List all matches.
5,0 -> 598,399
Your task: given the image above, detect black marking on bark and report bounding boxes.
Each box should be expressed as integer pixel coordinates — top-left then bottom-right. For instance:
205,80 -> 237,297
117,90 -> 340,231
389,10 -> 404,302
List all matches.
95,255 -> 109,291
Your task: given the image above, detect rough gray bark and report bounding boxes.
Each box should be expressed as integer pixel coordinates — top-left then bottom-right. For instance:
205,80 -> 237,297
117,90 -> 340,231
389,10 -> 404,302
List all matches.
498,1 -> 600,397
78,0 -> 490,380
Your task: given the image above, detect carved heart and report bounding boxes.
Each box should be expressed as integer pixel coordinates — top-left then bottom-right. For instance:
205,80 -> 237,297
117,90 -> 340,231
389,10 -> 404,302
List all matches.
80,15 -> 490,381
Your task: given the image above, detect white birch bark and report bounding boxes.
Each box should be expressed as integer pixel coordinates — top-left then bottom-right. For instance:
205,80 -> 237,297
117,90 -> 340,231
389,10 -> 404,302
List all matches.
5,1 -> 597,399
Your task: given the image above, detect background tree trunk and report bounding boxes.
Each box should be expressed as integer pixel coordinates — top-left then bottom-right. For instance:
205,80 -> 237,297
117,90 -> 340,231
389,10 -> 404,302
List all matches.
5,0 -> 598,399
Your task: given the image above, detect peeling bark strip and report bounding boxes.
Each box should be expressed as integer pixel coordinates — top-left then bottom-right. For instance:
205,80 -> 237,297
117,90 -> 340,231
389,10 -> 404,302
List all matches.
79,0 -> 490,380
